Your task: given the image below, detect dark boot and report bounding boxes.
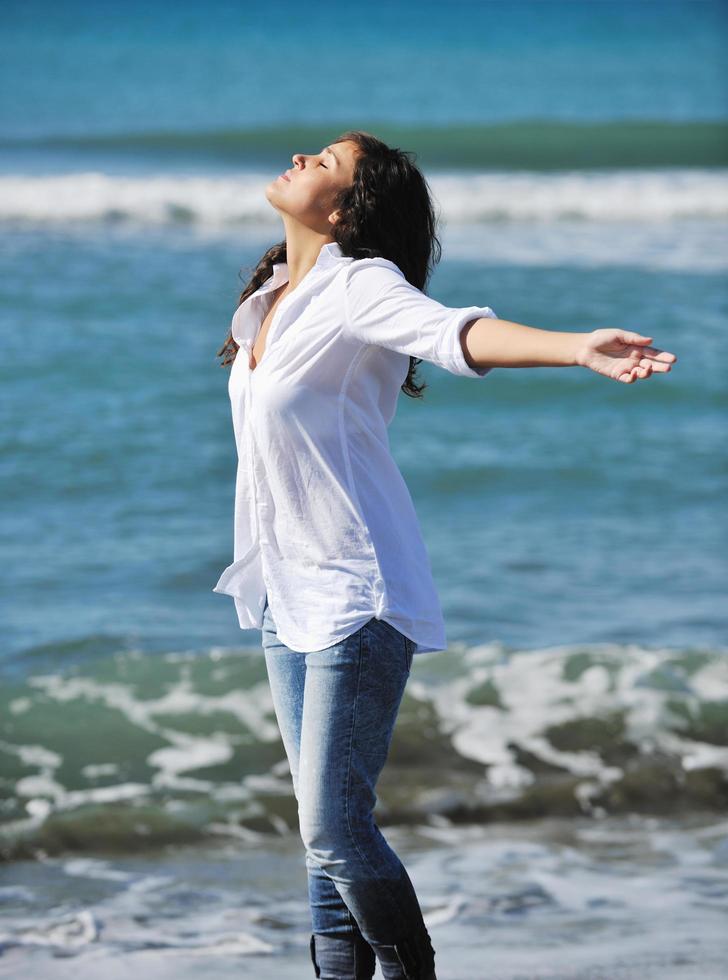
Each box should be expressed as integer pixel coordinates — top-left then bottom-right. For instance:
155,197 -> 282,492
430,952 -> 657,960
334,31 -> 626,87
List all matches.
309,931 -> 377,980
367,928 -> 438,980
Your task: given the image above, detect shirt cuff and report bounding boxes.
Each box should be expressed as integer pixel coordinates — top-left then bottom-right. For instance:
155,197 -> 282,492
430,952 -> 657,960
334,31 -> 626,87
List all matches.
442,306 -> 498,377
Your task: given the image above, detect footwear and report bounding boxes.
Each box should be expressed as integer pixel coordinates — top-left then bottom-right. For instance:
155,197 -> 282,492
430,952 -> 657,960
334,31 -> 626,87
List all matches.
367,931 -> 438,979
309,931 -> 376,979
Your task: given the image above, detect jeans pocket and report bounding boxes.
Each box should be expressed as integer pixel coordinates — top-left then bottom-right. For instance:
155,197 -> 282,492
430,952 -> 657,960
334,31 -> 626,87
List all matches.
368,617 -> 415,674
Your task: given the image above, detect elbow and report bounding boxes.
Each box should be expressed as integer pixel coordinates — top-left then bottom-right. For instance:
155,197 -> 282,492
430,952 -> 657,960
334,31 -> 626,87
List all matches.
460,317 -> 492,372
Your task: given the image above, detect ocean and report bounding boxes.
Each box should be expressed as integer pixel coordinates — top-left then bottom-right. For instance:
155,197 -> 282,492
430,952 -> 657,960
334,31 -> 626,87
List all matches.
1,1 -> 727,977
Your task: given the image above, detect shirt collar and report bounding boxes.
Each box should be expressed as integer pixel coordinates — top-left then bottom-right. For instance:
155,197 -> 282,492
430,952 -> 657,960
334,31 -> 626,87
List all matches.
234,241 -> 350,347
316,240 -> 348,267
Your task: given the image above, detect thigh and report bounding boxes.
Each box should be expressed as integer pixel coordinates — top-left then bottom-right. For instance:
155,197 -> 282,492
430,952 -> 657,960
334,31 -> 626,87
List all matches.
261,598 -> 307,800
298,617 -> 413,831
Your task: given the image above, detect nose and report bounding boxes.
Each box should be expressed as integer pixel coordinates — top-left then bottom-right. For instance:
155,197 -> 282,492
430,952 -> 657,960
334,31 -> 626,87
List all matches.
292,152 -> 305,168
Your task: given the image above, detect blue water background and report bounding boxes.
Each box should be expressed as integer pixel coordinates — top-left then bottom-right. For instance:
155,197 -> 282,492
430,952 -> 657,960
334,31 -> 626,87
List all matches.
0,0 -> 726,668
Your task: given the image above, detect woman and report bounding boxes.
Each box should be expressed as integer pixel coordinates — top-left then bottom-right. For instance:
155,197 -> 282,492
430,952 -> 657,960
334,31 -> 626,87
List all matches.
214,130 -> 677,980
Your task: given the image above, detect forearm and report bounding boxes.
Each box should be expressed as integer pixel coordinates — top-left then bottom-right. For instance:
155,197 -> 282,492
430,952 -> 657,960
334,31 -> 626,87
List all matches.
460,316 -> 590,369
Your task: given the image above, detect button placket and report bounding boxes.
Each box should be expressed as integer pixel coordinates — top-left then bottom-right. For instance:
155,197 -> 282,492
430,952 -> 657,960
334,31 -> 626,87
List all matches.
248,266 -> 324,378
239,272 -> 322,613
242,358 -> 271,607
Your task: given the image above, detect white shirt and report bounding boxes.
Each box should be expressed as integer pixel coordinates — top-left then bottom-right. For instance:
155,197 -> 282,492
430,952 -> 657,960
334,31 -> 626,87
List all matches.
213,240 -> 497,655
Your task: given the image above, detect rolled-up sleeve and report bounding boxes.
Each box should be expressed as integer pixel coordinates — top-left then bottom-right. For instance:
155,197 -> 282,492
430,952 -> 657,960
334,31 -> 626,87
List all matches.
342,258 -> 497,377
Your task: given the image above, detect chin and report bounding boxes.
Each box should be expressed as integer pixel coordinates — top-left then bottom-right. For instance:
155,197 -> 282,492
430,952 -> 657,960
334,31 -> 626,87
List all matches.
263,192 -> 284,217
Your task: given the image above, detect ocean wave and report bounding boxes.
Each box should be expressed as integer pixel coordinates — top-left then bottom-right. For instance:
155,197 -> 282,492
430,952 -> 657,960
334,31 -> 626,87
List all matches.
3,118 -> 727,169
0,168 -> 725,227
1,640 -> 727,861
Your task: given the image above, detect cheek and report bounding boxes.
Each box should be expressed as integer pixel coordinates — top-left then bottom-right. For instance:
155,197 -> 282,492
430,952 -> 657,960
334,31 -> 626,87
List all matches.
300,182 -> 334,212
281,173 -> 334,216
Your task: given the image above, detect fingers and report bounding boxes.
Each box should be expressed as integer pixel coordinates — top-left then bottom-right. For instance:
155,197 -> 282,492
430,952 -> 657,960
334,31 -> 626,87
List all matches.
624,345 -> 677,376
618,363 -> 652,383
608,336 -> 678,383
636,346 -> 678,363
620,332 -> 653,345
640,358 -> 671,373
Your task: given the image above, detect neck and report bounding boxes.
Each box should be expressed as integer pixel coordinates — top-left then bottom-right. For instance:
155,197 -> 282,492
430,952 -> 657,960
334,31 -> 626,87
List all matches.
281,223 -> 335,289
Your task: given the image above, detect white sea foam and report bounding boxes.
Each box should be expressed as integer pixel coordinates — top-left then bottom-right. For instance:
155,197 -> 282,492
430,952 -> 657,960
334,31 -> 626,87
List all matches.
407,639 -> 728,813
0,167 -> 725,226
3,168 -> 725,271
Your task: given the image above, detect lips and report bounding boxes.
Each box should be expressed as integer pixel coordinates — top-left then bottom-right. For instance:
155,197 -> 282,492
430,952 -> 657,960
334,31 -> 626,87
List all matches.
279,172 -> 291,182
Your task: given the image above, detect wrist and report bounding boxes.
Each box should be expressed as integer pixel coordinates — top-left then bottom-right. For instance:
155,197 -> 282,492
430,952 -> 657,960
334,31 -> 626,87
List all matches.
573,331 -> 593,368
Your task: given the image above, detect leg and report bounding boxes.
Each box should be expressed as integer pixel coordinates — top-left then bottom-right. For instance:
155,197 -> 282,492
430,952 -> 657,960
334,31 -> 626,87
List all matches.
261,597 -> 377,978
297,616 -> 436,979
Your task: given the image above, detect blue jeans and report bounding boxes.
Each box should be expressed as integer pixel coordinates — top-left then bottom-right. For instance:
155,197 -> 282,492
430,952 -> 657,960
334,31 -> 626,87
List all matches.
261,595 -> 437,980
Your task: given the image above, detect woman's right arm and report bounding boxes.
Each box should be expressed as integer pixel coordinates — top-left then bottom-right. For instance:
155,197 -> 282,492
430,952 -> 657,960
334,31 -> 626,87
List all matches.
343,260 -> 677,384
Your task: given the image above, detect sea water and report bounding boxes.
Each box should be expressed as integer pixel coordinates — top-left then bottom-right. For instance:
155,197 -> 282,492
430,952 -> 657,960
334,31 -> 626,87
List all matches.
1,2 -> 727,977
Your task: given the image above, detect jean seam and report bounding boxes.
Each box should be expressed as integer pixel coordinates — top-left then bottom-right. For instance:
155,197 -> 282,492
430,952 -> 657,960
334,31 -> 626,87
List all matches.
346,903 -> 357,937
343,624 -> 413,946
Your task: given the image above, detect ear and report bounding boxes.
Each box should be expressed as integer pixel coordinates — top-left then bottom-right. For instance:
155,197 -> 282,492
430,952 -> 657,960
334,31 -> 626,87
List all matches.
327,209 -> 340,226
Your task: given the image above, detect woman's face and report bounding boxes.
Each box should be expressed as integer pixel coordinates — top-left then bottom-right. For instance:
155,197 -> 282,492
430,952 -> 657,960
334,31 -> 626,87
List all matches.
265,139 -> 359,234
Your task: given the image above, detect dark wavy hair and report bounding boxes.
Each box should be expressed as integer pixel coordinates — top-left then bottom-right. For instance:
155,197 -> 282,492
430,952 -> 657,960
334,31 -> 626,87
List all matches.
216,129 -> 443,399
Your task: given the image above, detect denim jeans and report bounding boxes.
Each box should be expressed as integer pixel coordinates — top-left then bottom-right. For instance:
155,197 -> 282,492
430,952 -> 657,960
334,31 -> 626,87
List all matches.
261,595 -> 437,980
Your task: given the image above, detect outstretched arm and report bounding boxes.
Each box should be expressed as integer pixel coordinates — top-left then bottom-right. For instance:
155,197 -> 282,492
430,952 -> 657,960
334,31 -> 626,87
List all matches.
460,317 -> 678,384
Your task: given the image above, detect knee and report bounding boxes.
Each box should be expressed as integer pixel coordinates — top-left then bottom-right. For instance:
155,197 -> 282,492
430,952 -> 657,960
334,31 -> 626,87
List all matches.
299,812 -> 352,869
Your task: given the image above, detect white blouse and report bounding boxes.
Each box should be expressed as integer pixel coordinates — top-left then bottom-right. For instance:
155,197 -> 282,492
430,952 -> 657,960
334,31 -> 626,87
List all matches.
213,240 -> 497,655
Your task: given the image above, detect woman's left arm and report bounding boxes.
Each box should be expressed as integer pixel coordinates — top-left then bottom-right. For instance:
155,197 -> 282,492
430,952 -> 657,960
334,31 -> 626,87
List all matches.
460,317 -> 677,384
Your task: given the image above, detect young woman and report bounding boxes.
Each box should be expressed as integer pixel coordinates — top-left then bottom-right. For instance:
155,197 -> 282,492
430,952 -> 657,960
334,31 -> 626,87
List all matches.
214,130 -> 677,980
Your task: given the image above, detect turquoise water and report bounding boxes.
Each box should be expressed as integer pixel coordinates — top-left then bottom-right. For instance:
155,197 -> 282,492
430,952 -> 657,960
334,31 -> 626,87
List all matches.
1,2 -> 727,975
1,0 -> 726,140
2,229 -> 724,661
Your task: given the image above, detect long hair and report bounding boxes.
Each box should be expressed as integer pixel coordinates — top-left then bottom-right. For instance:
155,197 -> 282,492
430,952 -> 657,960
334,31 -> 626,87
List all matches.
216,129 -> 443,399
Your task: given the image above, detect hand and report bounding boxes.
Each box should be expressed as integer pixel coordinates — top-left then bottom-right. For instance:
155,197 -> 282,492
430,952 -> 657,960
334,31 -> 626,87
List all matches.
577,329 -> 677,383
